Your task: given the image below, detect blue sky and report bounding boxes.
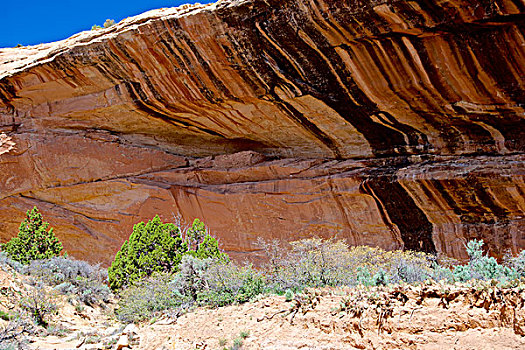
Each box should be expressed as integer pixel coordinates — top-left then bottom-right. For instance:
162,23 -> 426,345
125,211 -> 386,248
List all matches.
1,0 -> 212,48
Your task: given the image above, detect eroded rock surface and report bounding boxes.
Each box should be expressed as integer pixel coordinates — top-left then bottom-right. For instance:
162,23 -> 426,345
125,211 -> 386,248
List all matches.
0,0 -> 523,264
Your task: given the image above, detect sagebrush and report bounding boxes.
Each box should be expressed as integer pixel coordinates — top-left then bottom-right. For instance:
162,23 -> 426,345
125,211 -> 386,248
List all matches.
23,257 -> 111,305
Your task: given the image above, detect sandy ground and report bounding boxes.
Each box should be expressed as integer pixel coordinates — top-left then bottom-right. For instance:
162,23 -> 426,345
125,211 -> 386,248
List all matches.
139,286 -> 525,350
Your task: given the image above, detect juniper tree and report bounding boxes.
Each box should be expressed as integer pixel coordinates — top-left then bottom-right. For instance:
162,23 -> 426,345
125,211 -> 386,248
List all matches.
1,207 -> 63,265
108,217 -> 227,290
108,215 -> 188,290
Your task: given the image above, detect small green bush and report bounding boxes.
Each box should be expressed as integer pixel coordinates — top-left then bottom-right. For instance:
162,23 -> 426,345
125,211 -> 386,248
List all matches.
372,269 -> 388,286
115,273 -> 182,323
117,256 -> 264,321
1,207 -> 63,265
231,338 -> 243,350
0,311 -> 12,321
505,250 -> 525,278
169,255 -> 209,302
23,256 -> 107,284
429,261 -> 455,282
239,331 -> 249,339
108,215 -> 188,290
453,239 -> 517,283
54,277 -> 111,306
91,19 -> 115,31
108,217 -> 227,290
284,289 -> 294,302
0,252 -> 23,272
190,232 -> 229,262
195,259 -> 265,306
185,218 -> 229,263
355,266 -> 373,286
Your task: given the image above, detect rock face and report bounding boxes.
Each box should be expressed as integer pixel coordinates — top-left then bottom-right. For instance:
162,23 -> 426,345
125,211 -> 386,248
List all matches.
0,0 -> 523,265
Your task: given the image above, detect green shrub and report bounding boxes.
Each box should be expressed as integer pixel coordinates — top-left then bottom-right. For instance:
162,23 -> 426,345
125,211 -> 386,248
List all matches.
258,238 -> 436,290
466,240 -> 484,260
1,207 -> 63,265
54,277 -> 111,306
108,215 -> 188,290
231,338 -> 243,350
190,231 -> 229,262
117,256 -> 264,321
453,240 -> 517,283
195,258 -> 265,306
0,252 -> 23,272
284,289 -> 294,302
184,219 -> 229,264
259,238 -> 350,291
372,269 -> 388,286
355,266 -> 373,286
0,311 -> 12,321
115,273 -> 182,323
23,256 -> 107,285
108,217 -> 227,290
91,19 -> 115,31
429,261 -> 455,282
239,331 -> 249,339
505,250 -> 525,278
186,219 -> 206,251
169,255 -> 209,302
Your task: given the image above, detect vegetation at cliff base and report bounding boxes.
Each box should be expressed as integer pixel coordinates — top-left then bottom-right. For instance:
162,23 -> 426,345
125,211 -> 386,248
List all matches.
1,207 -> 63,265
108,216 -> 227,290
0,207 -> 110,348
115,235 -> 525,323
2,207 -> 525,333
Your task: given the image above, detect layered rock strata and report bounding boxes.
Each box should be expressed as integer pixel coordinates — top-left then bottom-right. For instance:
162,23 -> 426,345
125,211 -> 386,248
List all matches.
0,0 -> 524,264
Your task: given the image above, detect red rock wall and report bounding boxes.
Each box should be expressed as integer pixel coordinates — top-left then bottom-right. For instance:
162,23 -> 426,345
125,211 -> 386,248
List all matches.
0,0 -> 523,264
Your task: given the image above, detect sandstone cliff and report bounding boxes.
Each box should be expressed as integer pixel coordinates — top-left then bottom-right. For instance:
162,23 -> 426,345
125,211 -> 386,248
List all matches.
0,0 -> 523,264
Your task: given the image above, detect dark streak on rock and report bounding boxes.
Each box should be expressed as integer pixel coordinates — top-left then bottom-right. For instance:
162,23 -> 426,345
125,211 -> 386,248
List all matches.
122,81 -> 225,138
271,94 -> 342,159
362,177 -> 437,254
